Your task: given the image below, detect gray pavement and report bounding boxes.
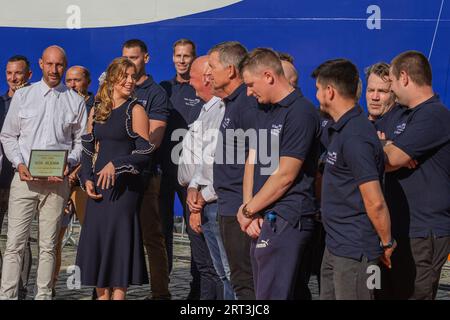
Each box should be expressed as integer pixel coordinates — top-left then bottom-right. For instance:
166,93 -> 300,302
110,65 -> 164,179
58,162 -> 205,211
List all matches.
0,218 -> 449,300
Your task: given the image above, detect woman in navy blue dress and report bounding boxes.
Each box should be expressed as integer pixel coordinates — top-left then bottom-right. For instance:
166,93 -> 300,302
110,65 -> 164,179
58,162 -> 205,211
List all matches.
76,57 -> 154,300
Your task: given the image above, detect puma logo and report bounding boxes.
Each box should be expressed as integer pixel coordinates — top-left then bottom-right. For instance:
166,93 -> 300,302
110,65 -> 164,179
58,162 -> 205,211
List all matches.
256,239 -> 270,249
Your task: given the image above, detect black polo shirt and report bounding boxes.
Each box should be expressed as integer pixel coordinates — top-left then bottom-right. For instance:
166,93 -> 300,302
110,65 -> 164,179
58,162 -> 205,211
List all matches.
322,106 -> 385,261
253,89 -> 320,226
213,84 -> 259,216
390,95 -> 450,238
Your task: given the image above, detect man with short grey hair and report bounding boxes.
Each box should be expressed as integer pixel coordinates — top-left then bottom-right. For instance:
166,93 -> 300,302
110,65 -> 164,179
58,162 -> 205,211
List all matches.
209,41 -> 258,300
0,45 -> 87,300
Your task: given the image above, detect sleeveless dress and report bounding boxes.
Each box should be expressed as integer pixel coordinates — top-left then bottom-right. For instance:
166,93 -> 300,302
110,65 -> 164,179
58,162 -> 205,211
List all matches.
76,98 -> 154,288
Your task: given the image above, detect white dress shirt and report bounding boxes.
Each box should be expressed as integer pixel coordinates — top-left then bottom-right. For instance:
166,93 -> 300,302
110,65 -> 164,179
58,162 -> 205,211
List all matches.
178,96 -> 225,202
0,80 -> 87,169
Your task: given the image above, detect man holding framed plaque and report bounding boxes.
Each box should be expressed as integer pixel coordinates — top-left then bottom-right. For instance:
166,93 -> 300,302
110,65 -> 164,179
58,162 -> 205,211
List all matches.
0,45 -> 87,300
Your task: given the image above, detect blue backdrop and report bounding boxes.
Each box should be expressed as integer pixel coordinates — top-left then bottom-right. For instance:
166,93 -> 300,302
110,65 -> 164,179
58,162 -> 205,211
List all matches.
1,0 -> 449,216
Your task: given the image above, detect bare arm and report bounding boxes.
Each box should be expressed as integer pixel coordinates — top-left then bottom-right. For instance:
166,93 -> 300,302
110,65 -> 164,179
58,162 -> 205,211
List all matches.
245,156 -> 303,214
133,105 -> 150,141
384,143 -> 413,172
149,119 -> 166,149
243,148 -> 256,204
359,180 -> 391,245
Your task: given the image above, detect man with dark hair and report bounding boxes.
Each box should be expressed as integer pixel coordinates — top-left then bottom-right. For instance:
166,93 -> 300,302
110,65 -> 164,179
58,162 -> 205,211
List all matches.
209,41 -> 257,300
122,39 -> 172,300
158,38 -> 204,299
0,54 -> 33,300
238,48 -> 320,299
381,50 -> 450,300
312,59 -> 394,300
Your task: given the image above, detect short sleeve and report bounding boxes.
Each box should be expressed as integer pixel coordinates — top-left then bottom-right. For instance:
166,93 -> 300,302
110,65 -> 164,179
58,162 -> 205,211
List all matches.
343,136 -> 382,185
147,86 -> 172,122
393,109 -> 450,159
279,109 -> 319,160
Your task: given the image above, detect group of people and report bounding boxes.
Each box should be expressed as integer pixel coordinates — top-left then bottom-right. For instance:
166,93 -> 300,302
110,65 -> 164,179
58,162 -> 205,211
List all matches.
0,38 -> 448,301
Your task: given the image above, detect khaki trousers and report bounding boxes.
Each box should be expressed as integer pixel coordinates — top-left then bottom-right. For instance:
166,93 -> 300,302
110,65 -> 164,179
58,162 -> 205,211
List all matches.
0,173 -> 69,300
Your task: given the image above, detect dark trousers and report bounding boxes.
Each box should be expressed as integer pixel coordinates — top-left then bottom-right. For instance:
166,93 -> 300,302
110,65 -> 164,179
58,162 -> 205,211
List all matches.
159,175 -> 220,299
219,215 -> 255,300
250,214 -> 315,300
159,174 -> 182,273
0,188 -> 32,300
410,235 -> 450,299
378,235 -> 450,300
320,247 -> 379,300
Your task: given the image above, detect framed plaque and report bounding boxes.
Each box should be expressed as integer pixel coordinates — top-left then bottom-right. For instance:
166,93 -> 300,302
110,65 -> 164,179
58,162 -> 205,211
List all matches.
28,150 -> 68,178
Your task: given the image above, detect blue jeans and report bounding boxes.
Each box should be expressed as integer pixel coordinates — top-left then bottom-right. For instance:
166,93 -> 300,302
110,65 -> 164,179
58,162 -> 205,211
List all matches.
202,202 -> 235,300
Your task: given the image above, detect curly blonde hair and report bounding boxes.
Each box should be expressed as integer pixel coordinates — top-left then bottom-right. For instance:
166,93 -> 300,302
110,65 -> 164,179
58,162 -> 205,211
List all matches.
95,57 -> 136,123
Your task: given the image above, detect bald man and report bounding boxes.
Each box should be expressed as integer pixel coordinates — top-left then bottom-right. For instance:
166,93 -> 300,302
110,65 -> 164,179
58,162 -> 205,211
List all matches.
66,66 -> 95,113
0,45 -> 87,300
281,60 -> 298,88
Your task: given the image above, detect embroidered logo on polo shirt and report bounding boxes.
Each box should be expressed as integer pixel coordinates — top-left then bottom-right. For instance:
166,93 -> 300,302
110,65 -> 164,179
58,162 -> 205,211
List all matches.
326,151 -> 338,165
394,123 -> 406,135
184,97 -> 201,107
222,117 -> 231,129
321,120 -> 329,127
137,99 -> 147,107
270,124 -> 283,137
256,239 -> 270,249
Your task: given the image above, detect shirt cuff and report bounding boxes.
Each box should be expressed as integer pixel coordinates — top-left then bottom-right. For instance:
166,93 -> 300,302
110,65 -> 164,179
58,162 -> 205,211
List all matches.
67,157 -> 78,168
188,180 -> 199,190
12,156 -> 24,169
200,185 -> 218,203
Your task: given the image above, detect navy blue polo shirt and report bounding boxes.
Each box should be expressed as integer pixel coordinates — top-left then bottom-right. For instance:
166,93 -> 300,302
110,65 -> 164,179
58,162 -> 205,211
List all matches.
0,93 -> 14,188
370,104 -> 411,238
1,92 -> 12,114
390,95 -> 450,238
0,95 -> 6,129
322,106 -> 385,261
213,84 -> 259,216
85,92 -> 95,114
133,75 -> 172,173
159,77 -> 202,176
253,89 -> 320,226
135,75 -> 171,122
160,77 -> 202,126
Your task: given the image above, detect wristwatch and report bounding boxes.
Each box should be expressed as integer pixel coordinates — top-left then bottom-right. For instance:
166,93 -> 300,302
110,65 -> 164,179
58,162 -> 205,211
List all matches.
380,239 -> 396,250
242,203 -> 255,219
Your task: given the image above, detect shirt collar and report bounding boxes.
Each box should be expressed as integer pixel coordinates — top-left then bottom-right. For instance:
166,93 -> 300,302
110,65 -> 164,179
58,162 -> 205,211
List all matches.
171,75 -> 191,86
39,79 -> 65,98
276,87 -> 303,108
136,75 -> 155,89
330,105 -> 362,132
223,83 -> 246,104
203,96 -> 223,112
410,94 -> 440,112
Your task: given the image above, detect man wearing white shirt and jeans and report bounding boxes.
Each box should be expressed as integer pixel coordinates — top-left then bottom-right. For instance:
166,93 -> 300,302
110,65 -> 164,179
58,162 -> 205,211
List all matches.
179,56 -> 234,299
0,46 -> 87,300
